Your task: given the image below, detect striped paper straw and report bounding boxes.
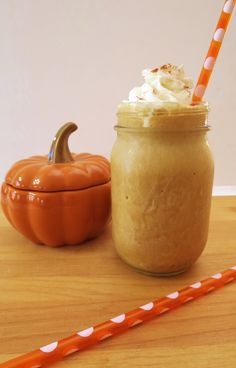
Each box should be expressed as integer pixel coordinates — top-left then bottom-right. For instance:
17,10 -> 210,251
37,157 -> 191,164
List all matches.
192,0 -> 235,102
1,266 -> 236,368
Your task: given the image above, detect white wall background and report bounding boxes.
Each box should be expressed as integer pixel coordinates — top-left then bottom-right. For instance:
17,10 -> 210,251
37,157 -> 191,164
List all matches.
0,0 -> 235,185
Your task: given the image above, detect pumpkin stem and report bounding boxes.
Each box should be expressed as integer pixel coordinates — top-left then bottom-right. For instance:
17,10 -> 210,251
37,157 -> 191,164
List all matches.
48,122 -> 78,164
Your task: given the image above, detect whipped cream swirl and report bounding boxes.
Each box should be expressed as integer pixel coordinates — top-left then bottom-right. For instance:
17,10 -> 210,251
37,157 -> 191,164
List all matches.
127,64 -> 194,105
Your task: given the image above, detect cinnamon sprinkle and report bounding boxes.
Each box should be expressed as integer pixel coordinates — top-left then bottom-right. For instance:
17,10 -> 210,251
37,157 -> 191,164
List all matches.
151,67 -> 159,73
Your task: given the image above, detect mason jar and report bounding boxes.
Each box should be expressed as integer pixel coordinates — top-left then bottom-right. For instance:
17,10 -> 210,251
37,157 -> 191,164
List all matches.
111,102 -> 214,276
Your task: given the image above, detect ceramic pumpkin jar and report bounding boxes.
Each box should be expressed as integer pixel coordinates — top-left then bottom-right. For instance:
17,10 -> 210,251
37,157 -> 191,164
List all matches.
1,123 -> 111,247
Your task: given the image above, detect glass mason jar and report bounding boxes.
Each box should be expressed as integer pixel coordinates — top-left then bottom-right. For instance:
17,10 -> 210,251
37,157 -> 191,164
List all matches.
111,102 -> 214,276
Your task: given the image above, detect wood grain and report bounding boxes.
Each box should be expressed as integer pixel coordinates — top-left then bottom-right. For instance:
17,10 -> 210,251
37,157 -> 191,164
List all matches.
0,196 -> 236,367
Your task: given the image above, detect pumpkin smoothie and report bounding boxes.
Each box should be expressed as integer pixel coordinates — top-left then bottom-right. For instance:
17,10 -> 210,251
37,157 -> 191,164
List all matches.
111,64 -> 214,276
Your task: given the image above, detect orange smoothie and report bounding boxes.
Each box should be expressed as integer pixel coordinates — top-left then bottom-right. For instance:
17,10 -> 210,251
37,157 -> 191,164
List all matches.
111,65 -> 214,276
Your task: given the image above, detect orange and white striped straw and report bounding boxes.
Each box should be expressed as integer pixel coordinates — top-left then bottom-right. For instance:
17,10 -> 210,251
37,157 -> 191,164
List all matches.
0,266 -> 236,368
192,0 -> 235,102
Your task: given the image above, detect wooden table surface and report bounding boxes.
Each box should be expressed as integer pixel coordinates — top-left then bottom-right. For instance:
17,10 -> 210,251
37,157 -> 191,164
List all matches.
0,196 -> 236,368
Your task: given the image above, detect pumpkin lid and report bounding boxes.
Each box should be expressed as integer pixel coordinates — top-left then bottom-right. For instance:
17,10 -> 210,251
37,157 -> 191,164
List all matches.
5,123 -> 111,192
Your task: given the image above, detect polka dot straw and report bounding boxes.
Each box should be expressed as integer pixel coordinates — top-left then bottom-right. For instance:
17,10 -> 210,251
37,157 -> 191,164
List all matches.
192,0 -> 235,102
1,266 -> 236,368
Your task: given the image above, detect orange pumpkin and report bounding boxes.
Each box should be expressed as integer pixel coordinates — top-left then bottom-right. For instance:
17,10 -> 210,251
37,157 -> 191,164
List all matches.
1,123 -> 111,247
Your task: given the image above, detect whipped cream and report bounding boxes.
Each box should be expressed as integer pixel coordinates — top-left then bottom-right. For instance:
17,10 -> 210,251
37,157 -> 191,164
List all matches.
127,64 -> 194,105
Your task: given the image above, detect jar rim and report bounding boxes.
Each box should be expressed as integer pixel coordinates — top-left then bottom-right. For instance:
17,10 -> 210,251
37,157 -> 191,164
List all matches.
114,125 -> 211,133
117,101 -> 209,117
116,101 -> 210,132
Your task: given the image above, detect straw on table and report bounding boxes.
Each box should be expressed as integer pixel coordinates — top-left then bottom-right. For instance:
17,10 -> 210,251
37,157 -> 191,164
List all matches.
1,266 -> 236,368
192,0 -> 235,102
